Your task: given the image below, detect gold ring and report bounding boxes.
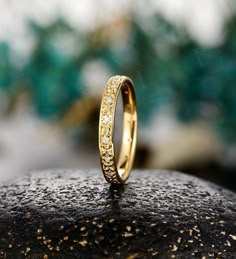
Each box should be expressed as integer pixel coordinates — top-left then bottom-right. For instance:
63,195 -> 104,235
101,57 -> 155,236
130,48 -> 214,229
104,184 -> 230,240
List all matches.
98,75 -> 138,184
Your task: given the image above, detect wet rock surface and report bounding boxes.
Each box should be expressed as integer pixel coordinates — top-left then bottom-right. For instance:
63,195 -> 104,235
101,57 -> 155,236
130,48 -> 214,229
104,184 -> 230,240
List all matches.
0,169 -> 235,258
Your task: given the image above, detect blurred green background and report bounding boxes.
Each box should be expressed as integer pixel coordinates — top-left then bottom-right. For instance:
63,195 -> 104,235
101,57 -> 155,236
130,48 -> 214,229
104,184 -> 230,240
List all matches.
0,0 -> 236,191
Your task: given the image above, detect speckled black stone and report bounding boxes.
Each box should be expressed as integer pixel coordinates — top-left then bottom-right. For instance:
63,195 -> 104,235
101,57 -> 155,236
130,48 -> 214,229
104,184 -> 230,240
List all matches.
0,169 -> 235,259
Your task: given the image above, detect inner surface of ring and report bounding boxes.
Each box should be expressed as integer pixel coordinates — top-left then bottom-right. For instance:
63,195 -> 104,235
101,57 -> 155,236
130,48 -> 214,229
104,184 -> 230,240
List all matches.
117,81 -> 137,181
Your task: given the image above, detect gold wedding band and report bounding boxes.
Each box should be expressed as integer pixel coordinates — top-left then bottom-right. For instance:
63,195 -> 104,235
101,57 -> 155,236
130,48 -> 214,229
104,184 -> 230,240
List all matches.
98,75 -> 138,184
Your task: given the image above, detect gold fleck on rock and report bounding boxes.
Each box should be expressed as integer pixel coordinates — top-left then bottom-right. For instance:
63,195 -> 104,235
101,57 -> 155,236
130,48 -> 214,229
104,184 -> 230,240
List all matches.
78,240 -> 88,247
122,232 -> 133,238
126,253 -> 140,259
229,234 -> 236,240
171,244 -> 178,252
37,228 -> 43,234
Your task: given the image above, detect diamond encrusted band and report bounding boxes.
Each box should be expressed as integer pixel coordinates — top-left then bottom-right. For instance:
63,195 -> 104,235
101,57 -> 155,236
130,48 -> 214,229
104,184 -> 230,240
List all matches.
98,75 -> 138,184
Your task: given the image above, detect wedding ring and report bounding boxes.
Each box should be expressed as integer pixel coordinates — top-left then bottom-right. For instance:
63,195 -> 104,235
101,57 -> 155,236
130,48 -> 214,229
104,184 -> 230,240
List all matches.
98,75 -> 137,184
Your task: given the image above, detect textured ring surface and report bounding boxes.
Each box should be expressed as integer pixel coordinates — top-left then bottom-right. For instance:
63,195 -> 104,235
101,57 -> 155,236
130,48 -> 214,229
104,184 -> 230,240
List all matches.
98,75 -> 137,184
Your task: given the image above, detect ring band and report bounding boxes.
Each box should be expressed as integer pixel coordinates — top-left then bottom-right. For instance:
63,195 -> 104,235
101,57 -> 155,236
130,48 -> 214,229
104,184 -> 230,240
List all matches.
98,75 -> 138,184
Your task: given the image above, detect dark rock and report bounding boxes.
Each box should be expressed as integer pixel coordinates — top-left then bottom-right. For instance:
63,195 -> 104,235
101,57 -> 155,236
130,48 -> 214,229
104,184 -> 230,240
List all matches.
0,169 -> 235,258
